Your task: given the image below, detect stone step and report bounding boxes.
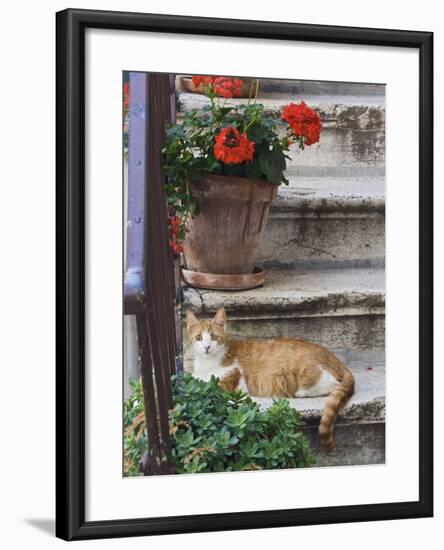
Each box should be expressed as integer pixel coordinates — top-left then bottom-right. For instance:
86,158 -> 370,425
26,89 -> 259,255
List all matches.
176,90 -> 385,130
304,420 -> 385,466
257,79 -> 385,98
284,127 -> 384,178
259,176 -> 385,269
182,266 -> 385,353
254,363 -> 385,421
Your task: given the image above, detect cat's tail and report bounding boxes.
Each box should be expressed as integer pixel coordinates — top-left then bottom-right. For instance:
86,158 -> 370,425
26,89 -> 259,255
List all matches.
319,366 -> 355,451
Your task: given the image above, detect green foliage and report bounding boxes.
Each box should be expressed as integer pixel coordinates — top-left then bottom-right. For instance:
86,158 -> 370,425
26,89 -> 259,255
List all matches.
170,374 -> 314,473
124,374 -> 315,476
123,379 -> 147,477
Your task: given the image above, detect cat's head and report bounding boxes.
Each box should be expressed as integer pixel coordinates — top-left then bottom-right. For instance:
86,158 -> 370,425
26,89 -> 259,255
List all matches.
186,308 -> 227,359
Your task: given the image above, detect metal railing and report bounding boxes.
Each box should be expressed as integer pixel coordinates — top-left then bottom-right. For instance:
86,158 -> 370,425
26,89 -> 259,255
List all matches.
123,72 -> 177,475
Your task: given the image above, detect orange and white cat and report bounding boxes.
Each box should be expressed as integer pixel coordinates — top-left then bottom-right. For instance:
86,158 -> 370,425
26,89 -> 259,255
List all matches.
186,307 -> 355,451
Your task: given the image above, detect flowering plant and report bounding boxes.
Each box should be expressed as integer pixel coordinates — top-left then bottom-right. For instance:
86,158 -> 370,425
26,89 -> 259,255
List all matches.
163,77 -> 322,252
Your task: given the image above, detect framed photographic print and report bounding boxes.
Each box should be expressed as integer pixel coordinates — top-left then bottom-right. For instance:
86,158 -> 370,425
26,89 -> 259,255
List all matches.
56,9 -> 433,541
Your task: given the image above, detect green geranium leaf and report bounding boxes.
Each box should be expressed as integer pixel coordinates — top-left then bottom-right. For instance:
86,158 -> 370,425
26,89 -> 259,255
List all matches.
245,159 -> 263,179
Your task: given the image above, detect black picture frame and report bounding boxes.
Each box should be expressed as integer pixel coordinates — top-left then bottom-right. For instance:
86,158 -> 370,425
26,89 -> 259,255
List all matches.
56,8 -> 433,541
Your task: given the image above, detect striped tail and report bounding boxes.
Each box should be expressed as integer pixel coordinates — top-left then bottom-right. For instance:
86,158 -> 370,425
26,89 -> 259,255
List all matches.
319,366 -> 355,451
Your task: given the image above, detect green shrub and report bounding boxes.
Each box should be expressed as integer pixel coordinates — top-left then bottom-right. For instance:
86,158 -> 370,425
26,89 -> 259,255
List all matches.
170,373 -> 314,473
124,373 -> 315,476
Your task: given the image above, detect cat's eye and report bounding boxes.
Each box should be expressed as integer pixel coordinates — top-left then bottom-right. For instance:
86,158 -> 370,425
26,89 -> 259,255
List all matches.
195,334 -> 202,341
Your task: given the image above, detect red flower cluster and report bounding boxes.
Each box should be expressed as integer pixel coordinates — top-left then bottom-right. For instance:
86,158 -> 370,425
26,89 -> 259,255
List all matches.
191,75 -> 244,98
192,75 -> 215,89
123,82 -> 130,111
281,101 -> 322,145
168,215 -> 183,254
213,77 -> 243,98
214,127 -> 255,164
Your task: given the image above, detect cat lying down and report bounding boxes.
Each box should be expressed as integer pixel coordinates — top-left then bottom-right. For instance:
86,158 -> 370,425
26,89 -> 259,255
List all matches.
186,307 -> 355,451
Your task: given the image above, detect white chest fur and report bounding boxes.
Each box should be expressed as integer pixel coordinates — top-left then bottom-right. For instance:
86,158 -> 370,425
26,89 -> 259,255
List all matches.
193,358 -> 249,393
192,354 -> 236,382
191,331 -> 248,392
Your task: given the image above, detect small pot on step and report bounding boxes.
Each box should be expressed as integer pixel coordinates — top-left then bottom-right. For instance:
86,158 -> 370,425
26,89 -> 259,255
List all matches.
182,173 -> 277,290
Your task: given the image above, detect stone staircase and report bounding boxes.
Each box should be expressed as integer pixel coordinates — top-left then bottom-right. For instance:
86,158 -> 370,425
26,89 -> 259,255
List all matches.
178,78 -> 385,467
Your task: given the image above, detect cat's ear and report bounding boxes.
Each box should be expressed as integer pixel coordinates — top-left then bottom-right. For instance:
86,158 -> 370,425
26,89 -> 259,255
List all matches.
186,310 -> 199,333
213,307 -> 227,330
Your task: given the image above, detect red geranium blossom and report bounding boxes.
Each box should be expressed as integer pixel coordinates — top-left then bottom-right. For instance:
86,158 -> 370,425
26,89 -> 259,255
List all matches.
213,77 -> 243,98
169,240 -> 184,254
123,82 -> 130,110
192,75 -> 215,89
281,101 -> 322,145
214,127 -> 255,164
168,215 -> 184,254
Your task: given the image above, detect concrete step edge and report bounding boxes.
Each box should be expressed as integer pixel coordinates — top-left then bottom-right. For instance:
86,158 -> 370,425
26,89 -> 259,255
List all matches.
258,79 -> 385,97
183,267 -> 385,319
271,180 -> 385,217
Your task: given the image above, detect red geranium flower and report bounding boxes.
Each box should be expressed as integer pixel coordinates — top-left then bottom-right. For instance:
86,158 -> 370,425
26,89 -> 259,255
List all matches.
168,215 -> 181,233
213,77 -> 243,98
168,215 -> 184,254
169,240 -> 184,254
214,127 -> 255,164
192,75 -> 215,89
123,82 -> 130,110
281,101 -> 322,146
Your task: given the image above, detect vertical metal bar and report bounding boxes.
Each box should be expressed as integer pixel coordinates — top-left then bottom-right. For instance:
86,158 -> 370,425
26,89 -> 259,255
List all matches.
144,314 -> 173,473
145,72 -> 177,390
143,73 -> 177,473
136,313 -> 162,475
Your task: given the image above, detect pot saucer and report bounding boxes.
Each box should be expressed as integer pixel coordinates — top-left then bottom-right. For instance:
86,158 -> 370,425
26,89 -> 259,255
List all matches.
181,267 -> 265,291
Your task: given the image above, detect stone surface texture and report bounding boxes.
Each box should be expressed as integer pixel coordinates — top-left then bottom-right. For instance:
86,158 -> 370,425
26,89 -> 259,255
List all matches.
260,177 -> 385,268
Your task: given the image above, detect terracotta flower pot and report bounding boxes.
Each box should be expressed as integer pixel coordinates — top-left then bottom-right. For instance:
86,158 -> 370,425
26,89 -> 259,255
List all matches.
182,174 -> 277,289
